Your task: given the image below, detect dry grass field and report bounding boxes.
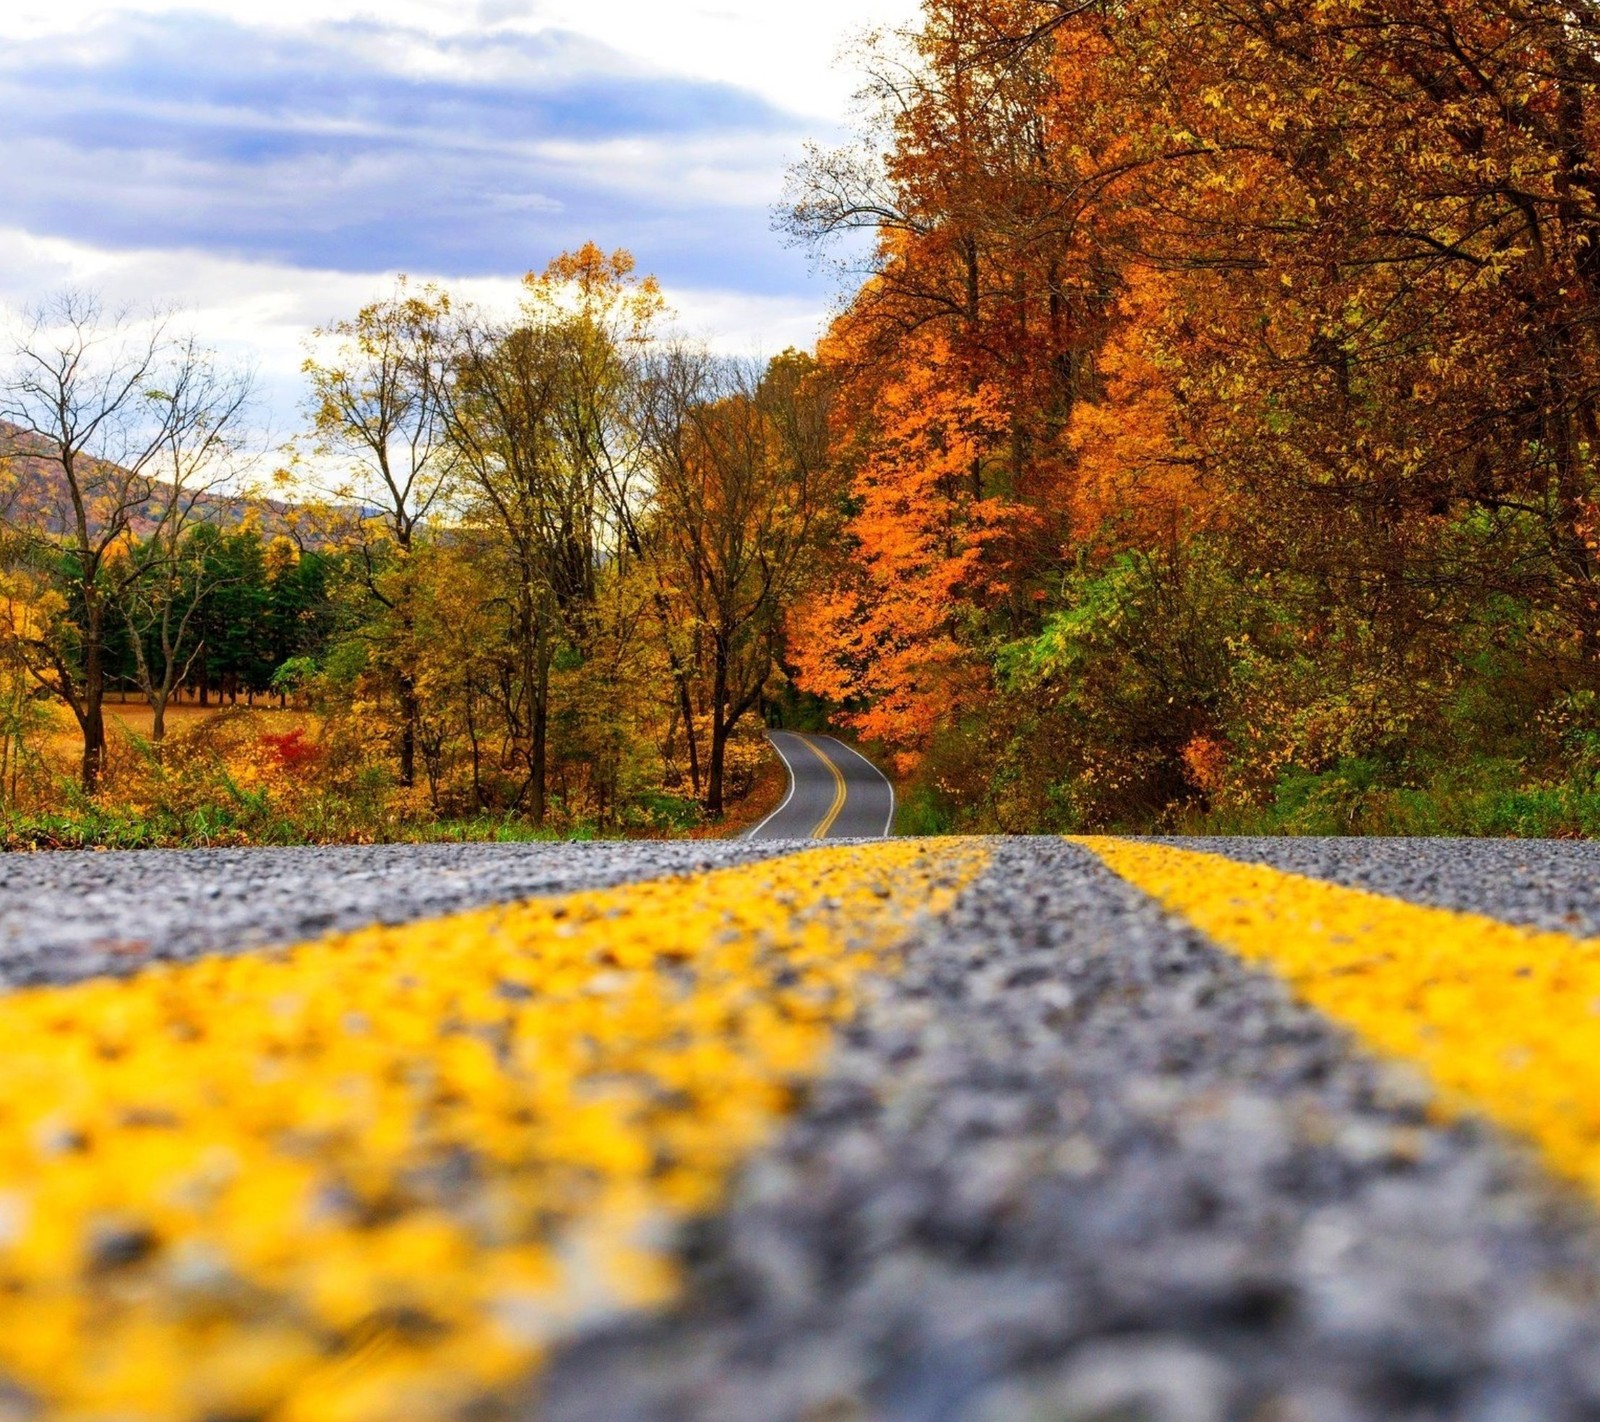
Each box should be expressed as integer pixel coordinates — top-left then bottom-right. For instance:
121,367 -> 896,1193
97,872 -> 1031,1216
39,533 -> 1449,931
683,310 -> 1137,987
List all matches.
100,699 -> 289,738
36,700 -> 305,766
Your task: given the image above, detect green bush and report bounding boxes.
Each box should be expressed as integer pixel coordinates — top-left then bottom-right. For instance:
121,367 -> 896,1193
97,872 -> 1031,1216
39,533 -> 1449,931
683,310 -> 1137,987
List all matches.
1183,755 -> 1600,839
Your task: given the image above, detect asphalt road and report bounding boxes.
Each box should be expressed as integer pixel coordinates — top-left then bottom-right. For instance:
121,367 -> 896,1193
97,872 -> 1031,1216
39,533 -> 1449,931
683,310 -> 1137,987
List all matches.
9,836 -> 1600,1421
540,837 -> 1600,1422
748,731 -> 896,839
0,839 -> 787,987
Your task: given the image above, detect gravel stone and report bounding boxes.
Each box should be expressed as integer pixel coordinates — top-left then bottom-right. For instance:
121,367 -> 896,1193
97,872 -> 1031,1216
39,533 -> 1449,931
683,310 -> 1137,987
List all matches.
536,839 -> 1600,1422
971,1337 -> 1235,1422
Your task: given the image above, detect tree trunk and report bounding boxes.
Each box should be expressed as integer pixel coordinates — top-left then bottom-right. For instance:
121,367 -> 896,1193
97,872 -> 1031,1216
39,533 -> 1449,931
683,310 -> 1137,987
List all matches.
398,670 -> 419,788
150,696 -> 167,761
530,659 -> 549,825
708,717 -> 728,817
648,587 -> 701,797
707,642 -> 729,817
465,688 -> 484,813
80,620 -> 106,794
677,669 -> 702,798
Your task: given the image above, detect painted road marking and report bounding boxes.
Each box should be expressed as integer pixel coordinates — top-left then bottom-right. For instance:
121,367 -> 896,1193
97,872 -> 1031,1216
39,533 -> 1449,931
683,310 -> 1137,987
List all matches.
0,840 -> 987,1422
744,739 -> 799,838
819,736 -> 897,838
1077,837 -> 1600,1200
804,738 -> 849,838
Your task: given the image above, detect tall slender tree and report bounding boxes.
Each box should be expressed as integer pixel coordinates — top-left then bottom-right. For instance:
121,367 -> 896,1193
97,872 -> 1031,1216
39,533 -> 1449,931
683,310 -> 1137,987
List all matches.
119,338 -> 255,755
303,280 -> 456,787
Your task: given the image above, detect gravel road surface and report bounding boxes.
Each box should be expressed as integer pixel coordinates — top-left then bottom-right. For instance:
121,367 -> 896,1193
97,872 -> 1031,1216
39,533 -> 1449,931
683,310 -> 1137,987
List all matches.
539,838 -> 1600,1422
1180,835 -> 1600,937
9,835 -> 1600,1420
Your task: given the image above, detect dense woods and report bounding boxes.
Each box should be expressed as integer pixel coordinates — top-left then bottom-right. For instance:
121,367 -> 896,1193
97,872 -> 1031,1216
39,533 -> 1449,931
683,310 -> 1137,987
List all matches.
784,0 -> 1600,834
9,0 -> 1600,840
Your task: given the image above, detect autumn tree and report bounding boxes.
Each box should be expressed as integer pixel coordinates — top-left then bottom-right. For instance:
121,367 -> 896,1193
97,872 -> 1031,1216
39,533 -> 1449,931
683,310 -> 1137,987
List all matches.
784,0 -> 1099,766
303,281 -> 456,787
640,348 -> 839,814
443,290 -> 589,823
783,0 -> 1600,827
531,249 -> 713,796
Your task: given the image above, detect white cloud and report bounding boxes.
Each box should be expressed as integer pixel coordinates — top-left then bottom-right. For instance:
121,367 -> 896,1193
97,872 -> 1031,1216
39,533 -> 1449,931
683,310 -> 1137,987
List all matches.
6,1 -> 923,116
0,0 -> 921,439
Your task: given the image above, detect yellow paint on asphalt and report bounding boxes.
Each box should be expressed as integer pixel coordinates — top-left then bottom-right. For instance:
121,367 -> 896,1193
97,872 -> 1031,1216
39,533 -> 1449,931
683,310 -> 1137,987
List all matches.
0,839 -> 987,1422
804,737 -> 849,838
1077,836 -> 1600,1199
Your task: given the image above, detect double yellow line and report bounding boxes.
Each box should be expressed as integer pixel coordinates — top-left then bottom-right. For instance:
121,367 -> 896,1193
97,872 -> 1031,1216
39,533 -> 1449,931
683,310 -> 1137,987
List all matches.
802,737 -> 848,837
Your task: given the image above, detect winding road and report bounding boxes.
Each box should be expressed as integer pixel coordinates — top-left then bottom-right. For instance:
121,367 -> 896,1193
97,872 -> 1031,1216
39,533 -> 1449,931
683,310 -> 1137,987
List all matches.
747,730 -> 896,839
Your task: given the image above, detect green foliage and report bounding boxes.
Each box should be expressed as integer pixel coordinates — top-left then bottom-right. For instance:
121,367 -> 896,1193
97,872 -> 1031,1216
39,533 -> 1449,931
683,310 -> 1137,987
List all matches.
985,545 -> 1245,829
0,794 -> 602,851
894,784 -> 955,837
270,656 -> 319,696
624,792 -> 705,833
882,520 -> 1600,838
766,683 -> 834,735
1184,756 -> 1600,840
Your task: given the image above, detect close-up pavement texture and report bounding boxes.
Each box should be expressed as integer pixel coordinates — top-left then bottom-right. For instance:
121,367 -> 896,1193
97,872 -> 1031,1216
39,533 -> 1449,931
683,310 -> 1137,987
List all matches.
10,836 -> 1600,1419
540,839 -> 1600,1422
1182,836 -> 1600,938
0,839 -> 794,987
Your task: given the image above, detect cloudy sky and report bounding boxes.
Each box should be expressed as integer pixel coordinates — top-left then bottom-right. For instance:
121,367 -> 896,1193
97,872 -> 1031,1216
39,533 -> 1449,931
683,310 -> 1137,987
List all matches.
0,0 -> 920,435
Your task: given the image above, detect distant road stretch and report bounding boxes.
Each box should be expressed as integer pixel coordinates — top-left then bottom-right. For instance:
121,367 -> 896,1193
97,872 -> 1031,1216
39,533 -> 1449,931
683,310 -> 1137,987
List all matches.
747,731 -> 896,839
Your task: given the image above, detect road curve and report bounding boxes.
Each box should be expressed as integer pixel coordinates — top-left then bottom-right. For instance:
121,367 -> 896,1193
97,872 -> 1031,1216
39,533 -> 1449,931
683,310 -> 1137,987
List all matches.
747,730 -> 896,839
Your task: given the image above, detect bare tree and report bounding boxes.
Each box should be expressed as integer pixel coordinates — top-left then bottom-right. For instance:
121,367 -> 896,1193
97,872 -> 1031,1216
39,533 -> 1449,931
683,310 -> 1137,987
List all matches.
0,291 -> 243,791
119,339 -> 256,755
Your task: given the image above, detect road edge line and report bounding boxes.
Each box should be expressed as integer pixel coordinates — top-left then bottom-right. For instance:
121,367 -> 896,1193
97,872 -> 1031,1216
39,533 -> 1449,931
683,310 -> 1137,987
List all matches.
746,733 -> 801,838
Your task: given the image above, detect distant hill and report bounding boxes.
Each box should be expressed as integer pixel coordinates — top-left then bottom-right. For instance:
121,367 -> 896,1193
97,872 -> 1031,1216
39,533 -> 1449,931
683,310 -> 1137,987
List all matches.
0,421 -> 316,544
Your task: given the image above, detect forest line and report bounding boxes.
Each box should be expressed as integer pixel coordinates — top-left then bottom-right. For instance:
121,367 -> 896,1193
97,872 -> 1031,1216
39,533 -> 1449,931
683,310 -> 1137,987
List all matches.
783,0 -> 1600,836
0,254 -> 835,841
8,0 -> 1600,841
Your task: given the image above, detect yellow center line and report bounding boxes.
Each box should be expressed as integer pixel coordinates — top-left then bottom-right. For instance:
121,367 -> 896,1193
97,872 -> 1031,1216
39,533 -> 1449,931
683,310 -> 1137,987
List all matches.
803,737 -> 849,838
0,839 -> 989,1422
1075,836 -> 1600,1201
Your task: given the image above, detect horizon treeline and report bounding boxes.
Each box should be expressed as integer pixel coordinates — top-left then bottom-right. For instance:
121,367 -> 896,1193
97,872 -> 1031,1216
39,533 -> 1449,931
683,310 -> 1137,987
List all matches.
779,0 -> 1600,835
0,254 -> 838,834
8,0 -> 1600,841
